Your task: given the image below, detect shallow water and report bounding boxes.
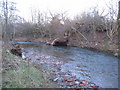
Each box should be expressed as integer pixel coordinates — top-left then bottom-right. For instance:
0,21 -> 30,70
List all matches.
17,42 -> 118,88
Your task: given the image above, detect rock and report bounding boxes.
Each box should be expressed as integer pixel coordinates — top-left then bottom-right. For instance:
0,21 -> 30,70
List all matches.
89,83 -> 96,87
10,48 -> 22,57
76,87 -> 82,89
22,49 -> 26,59
90,83 -> 99,88
57,68 -> 61,70
71,76 -> 76,78
79,83 -> 85,86
46,42 -> 51,45
10,44 -> 22,57
66,79 -> 74,82
67,83 -> 74,86
75,78 -> 80,81
36,58 -> 40,60
81,80 -> 88,85
90,85 -> 99,88
64,79 -> 68,81
22,53 -> 26,59
75,81 -> 80,85
53,78 -> 59,82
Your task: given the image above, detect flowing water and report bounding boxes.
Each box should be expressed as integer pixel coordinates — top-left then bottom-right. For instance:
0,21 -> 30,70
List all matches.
12,41 -> 118,88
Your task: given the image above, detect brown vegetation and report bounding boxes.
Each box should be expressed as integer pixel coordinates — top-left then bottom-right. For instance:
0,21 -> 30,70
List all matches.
0,0 -> 119,55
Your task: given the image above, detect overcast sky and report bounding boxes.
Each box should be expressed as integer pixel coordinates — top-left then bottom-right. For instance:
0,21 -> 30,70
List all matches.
9,0 -> 118,21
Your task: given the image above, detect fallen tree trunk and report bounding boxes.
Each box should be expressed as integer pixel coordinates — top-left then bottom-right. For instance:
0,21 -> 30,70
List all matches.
51,38 -> 68,46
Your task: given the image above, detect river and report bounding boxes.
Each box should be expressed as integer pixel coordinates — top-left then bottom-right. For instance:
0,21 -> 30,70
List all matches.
11,41 -> 118,88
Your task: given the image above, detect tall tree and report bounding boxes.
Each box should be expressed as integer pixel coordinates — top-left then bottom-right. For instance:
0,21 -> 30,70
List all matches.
2,0 -> 8,43
118,1 -> 120,46
0,0 -> 18,43
117,1 -> 120,30
117,1 -> 120,20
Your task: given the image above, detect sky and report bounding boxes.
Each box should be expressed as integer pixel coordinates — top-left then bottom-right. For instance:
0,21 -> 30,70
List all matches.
8,0 -> 118,21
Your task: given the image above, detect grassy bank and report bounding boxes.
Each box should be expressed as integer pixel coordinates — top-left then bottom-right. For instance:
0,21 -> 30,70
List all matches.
2,48 -> 59,88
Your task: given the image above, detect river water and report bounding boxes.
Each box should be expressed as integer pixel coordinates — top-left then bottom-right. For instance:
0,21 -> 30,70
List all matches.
14,42 -> 118,88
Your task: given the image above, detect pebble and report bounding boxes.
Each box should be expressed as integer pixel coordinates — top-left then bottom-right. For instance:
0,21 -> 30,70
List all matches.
76,87 -> 82,89
29,52 -> 100,88
64,74 -> 70,77
57,68 -> 61,70
75,78 -> 80,81
66,79 -> 74,82
90,85 -> 99,88
79,83 -> 85,86
64,78 -> 68,81
53,78 -> 59,82
71,76 -> 76,78
81,80 -> 89,85
90,83 -> 96,87
67,83 -> 74,86
75,81 -> 80,85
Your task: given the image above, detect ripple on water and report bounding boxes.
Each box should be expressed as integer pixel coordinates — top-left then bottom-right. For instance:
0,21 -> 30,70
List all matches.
21,42 -> 118,88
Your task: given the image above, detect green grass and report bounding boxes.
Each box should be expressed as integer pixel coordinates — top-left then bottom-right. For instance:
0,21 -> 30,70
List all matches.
2,49 -> 59,88
0,42 -> 2,89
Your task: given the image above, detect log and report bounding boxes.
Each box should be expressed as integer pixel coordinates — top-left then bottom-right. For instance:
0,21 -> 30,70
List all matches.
51,38 -> 68,46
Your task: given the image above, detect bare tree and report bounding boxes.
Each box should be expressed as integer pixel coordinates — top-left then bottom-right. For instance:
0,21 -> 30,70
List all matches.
49,12 -> 66,38
1,0 -> 8,43
105,0 -> 118,41
0,0 -> 19,43
117,1 -> 120,26
117,1 -> 120,45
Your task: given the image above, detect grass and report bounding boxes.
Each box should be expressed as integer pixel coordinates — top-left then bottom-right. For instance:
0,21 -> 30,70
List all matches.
0,41 -> 2,89
2,48 -> 59,88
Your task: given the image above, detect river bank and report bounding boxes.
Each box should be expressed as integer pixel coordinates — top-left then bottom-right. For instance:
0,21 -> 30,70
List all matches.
14,37 -> 119,57
2,40 -> 118,88
2,47 -> 59,88
2,44 -> 100,88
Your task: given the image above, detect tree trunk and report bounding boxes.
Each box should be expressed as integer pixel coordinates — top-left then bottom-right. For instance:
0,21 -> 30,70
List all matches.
118,1 -> 120,45
117,1 -> 120,20
3,0 -> 9,48
117,1 -> 120,30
